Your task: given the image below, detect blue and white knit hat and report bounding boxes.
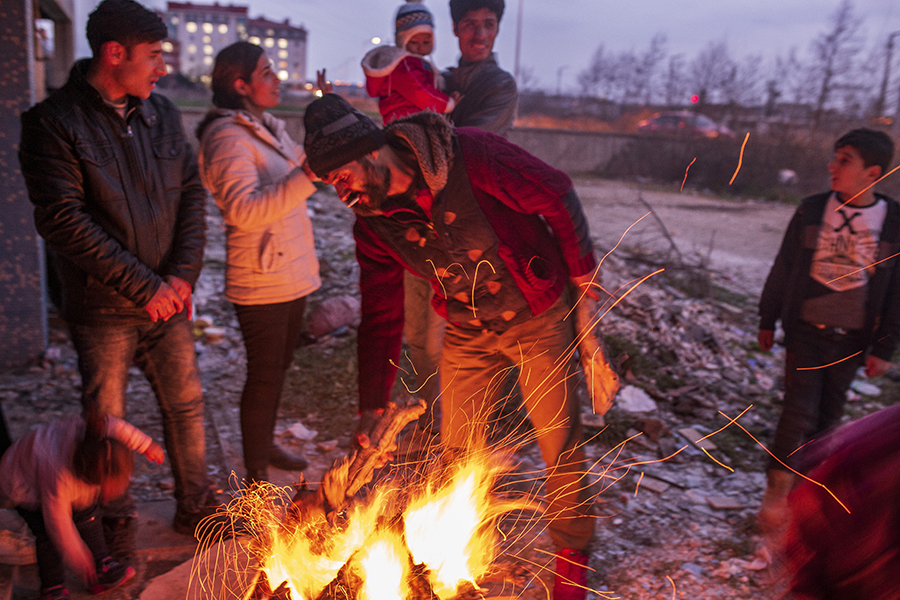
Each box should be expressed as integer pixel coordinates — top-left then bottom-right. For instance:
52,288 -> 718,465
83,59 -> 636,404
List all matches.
395,1 -> 434,49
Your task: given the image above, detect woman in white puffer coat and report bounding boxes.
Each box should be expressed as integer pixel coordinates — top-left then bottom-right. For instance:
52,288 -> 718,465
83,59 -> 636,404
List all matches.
197,42 -> 319,483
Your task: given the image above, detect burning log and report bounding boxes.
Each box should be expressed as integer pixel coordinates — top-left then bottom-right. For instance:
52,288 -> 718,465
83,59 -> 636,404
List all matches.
291,398 -> 427,525
345,399 -> 427,498
205,397 -> 537,600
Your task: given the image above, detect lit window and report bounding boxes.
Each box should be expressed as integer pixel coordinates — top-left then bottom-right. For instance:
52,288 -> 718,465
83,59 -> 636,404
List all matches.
204,56 -> 213,66
202,22 -> 213,34
166,63 -> 174,74
264,38 -> 275,48
187,44 -> 197,54
202,35 -> 211,43
201,75 -> 212,84
186,21 -> 197,33
278,61 -> 287,68
293,72 -> 300,80
218,24 -> 228,34
277,70 -> 288,80
266,29 -> 274,36
203,45 -> 214,55
249,36 -> 261,45
278,50 -> 288,59
278,38 -> 288,48
162,41 -> 174,53
170,16 -> 179,25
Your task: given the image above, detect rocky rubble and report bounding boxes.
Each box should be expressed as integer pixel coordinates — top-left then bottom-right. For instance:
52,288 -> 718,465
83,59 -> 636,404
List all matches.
2,185 -> 897,599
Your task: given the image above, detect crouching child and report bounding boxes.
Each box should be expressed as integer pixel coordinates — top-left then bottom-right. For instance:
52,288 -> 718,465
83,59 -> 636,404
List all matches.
0,413 -> 164,599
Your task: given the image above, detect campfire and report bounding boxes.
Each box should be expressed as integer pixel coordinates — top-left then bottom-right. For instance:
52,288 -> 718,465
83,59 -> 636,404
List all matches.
193,400 -> 542,600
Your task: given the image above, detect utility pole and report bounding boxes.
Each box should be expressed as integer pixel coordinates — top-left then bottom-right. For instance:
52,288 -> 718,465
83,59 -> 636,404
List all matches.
513,0 -> 523,81
877,31 -> 900,117
557,65 -> 568,96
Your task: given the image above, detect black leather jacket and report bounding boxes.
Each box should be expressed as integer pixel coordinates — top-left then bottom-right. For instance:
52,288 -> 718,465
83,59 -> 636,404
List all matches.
19,60 -> 206,324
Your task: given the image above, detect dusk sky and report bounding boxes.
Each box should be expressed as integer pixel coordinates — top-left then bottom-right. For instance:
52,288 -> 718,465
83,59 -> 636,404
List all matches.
74,0 -> 900,93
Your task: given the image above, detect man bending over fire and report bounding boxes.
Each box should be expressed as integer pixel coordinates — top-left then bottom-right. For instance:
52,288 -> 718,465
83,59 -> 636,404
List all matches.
304,94 -> 598,600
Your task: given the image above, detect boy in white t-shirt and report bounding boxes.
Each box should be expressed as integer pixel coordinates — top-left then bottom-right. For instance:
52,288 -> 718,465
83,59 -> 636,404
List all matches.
757,128 -> 899,532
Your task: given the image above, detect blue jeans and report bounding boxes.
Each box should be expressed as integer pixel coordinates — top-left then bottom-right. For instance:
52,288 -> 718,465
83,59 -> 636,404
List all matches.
403,272 -> 445,424
440,293 -> 595,551
70,314 -> 209,515
771,322 -> 867,471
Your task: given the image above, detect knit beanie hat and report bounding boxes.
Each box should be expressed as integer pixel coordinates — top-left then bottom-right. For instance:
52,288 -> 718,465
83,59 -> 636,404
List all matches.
395,2 -> 434,50
304,94 -> 387,178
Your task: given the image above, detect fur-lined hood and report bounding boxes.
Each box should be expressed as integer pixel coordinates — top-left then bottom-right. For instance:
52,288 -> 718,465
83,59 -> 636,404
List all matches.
384,111 -> 454,196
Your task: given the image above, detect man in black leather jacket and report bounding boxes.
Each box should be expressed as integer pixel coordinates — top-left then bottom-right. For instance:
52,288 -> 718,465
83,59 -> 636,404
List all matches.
18,0 -> 213,553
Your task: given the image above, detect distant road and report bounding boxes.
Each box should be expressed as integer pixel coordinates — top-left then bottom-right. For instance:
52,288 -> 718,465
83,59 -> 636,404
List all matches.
574,178 -> 798,297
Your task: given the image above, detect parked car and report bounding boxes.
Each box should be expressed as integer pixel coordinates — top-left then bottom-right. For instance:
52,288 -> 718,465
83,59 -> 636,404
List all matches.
637,111 -> 734,138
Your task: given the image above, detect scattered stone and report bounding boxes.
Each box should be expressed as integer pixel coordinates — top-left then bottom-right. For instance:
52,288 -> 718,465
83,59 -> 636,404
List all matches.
616,385 -> 657,413
849,380 -> 880,396
633,417 -> 668,442
203,326 -> 227,343
681,562 -> 705,578
285,422 -> 318,441
706,496 -> 745,510
676,427 -> 717,451
307,295 -> 361,337
636,475 -> 669,494
317,439 -> 339,452
581,412 -> 606,428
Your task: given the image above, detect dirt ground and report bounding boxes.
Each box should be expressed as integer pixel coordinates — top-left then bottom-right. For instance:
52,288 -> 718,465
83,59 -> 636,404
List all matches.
4,177 -> 894,600
573,179 -> 797,297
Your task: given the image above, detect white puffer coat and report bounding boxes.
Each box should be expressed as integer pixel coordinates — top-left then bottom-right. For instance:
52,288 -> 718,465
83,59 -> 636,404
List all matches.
199,109 -> 320,304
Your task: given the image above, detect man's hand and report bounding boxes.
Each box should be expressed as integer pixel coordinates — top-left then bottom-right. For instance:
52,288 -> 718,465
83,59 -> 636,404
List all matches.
164,275 -> 193,320
354,408 -> 394,467
865,355 -> 892,378
354,408 -> 383,450
316,69 -> 333,94
144,442 -> 165,465
144,281 -> 184,322
758,329 -> 774,352
571,272 -> 601,301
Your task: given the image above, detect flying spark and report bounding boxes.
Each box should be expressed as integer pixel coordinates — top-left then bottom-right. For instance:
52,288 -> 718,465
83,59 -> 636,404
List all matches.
796,350 -> 863,371
681,157 -> 696,191
729,132 -> 750,185
835,164 -> 900,211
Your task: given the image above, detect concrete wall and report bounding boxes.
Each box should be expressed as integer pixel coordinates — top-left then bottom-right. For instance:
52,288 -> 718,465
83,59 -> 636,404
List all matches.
507,127 -> 636,174
179,106 -> 636,175
0,0 -> 45,368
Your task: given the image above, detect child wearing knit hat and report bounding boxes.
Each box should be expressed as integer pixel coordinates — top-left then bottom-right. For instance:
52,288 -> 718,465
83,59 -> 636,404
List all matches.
362,1 -> 460,124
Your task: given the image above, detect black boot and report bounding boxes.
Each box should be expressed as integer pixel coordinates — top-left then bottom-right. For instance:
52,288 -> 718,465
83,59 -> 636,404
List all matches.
269,444 -> 308,471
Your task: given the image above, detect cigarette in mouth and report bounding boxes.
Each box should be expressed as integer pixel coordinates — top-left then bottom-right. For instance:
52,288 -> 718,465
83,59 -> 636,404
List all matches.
346,193 -> 360,207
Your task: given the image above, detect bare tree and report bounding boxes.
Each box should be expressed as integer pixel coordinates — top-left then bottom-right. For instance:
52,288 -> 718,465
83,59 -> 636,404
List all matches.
809,0 -> 862,128
577,45 -> 609,97
721,55 -> 765,107
688,40 -> 734,106
633,33 -> 668,105
663,54 -> 688,106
